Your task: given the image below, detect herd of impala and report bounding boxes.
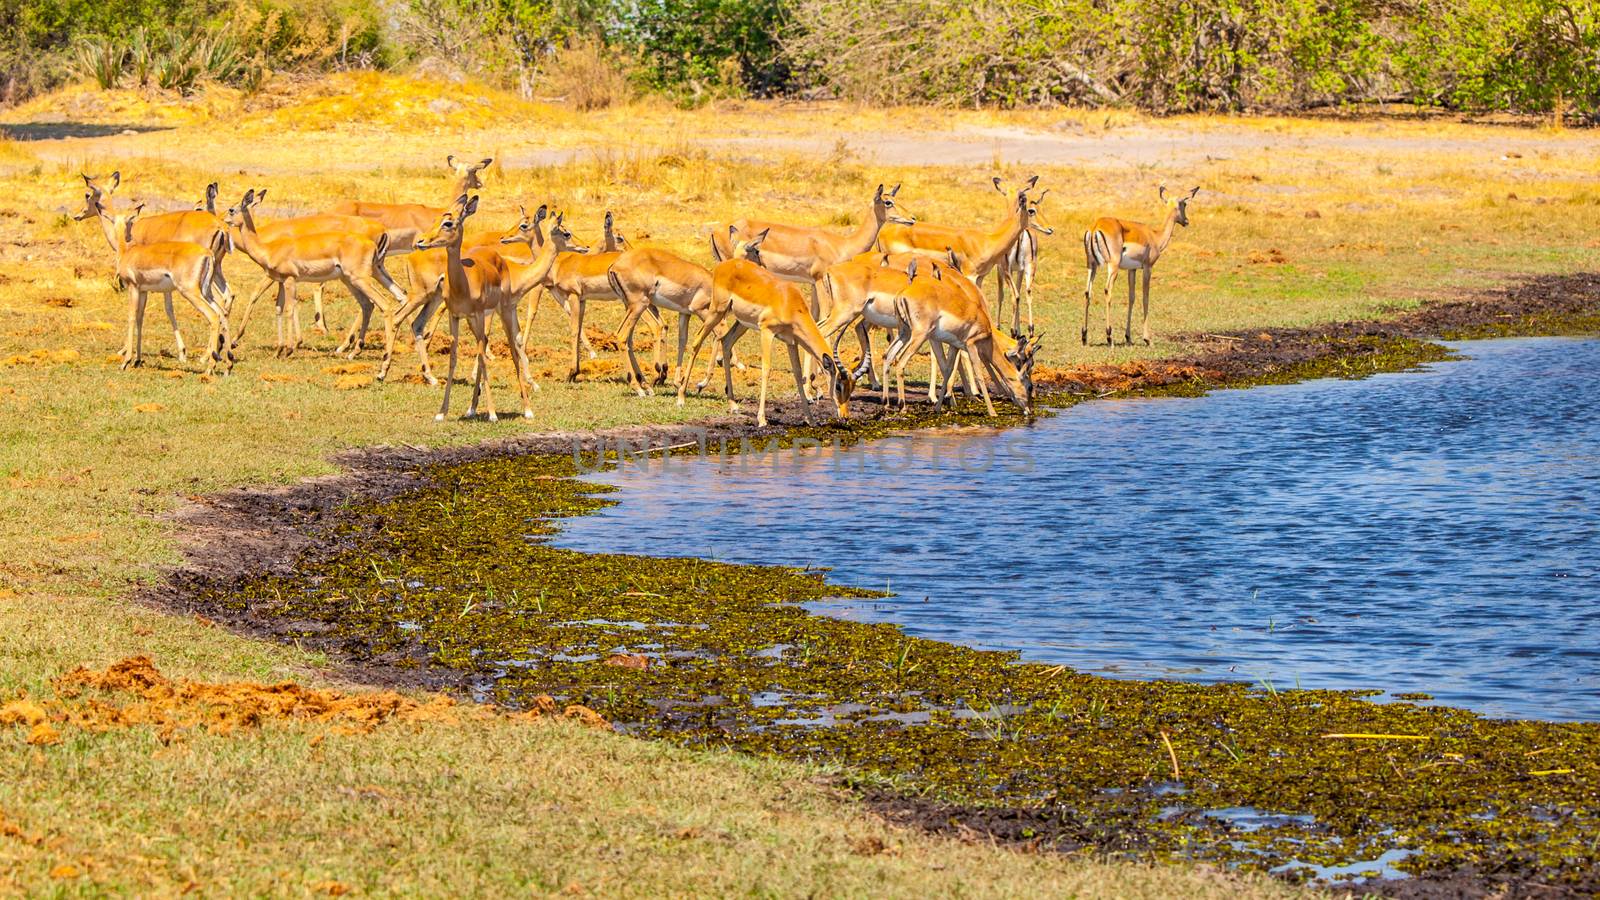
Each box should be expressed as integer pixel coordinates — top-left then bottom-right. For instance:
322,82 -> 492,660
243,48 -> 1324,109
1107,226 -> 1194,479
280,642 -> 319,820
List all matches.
72,157 -> 1200,426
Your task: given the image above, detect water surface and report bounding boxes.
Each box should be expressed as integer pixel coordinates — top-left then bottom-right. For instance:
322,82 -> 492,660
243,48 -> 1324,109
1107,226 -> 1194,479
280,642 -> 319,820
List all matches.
553,338 -> 1600,721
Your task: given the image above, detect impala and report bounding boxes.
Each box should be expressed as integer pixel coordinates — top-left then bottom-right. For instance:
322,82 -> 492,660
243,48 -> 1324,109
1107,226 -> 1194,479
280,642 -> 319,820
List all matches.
385,204 -> 549,384
104,205 -> 233,375
544,211 -> 657,383
1083,185 -> 1199,346
679,228 -> 854,428
77,173 -> 231,358
413,194 -> 544,422
330,155 -> 493,253
605,247 -> 723,397
225,189 -> 406,378
230,211 -> 390,347
882,258 -> 1037,418
995,190 -> 1054,337
878,180 -> 1046,329
514,209 -> 620,361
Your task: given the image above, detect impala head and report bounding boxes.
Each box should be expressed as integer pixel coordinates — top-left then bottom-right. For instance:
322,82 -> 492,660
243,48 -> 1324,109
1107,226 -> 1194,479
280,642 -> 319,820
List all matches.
1005,330 -> 1043,414
74,171 -> 121,221
874,183 -> 914,227
817,354 -> 855,421
223,188 -> 266,229
1159,185 -> 1200,227
734,226 -> 769,263
547,211 -> 583,252
1026,188 -> 1054,235
447,155 -> 494,190
602,210 -> 633,251
500,203 -> 549,246
193,181 -> 219,214
416,194 -> 480,250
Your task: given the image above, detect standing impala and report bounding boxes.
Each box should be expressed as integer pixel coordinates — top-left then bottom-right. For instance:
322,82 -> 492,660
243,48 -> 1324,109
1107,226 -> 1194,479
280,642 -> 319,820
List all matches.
605,247 -> 722,397
679,228 -> 854,428
413,194 -> 545,422
330,156 -> 492,253
544,211 -> 655,383
878,180 -> 1048,331
225,189 -> 406,378
1083,185 -> 1199,347
230,211 -> 390,349
76,173 -> 231,360
882,258 -> 1036,418
103,205 -> 234,375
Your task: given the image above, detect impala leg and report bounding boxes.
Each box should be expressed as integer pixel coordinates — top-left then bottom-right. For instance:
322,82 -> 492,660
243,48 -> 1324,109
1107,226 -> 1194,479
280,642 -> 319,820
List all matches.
676,304 -> 730,404
350,276 -> 395,381
121,284 -> 140,369
273,283 -> 287,357
132,289 -> 150,369
1140,266 -> 1153,346
562,291 -> 585,382
676,311 -> 691,381
616,300 -> 652,396
280,277 -> 301,357
175,282 -> 221,376
1124,272 -> 1137,346
467,312 -> 495,421
957,343 -> 978,398
647,305 -> 668,385
928,343 -> 944,403
411,294 -> 444,385
966,342 -> 996,417
995,264 -> 1008,330
1101,266 -> 1117,347
232,279 -> 274,349
756,327 -> 776,428
338,291 -> 375,358
498,301 -> 536,417
437,316 -> 461,421
160,291 -> 187,363
1081,263 -> 1095,346
786,338 -> 815,425
310,286 -> 328,335
720,322 -> 749,413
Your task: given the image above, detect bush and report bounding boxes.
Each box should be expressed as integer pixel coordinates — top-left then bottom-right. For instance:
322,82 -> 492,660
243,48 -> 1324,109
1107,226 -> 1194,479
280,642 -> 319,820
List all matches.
540,35 -> 633,109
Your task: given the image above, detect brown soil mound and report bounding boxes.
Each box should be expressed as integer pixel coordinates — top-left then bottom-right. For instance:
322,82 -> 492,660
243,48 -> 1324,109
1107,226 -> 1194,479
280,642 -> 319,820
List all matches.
0,657 -> 609,745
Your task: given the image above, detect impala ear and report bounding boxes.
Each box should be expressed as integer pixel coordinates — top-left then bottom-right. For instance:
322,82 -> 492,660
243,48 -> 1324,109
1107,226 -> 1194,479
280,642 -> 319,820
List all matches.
108,171 -> 120,192
242,188 -> 255,205
907,258 -> 918,279
534,204 -> 548,222
1188,186 -> 1200,199
605,210 -> 613,229
875,183 -> 884,199
478,158 -> 493,169
81,173 -> 93,186
890,183 -> 901,196
931,264 -> 942,281
1159,184 -> 1168,203
752,227 -> 770,246
447,154 -> 456,168
463,195 -> 480,217
992,176 -> 1004,193
946,248 -> 960,272
1025,175 -> 1039,190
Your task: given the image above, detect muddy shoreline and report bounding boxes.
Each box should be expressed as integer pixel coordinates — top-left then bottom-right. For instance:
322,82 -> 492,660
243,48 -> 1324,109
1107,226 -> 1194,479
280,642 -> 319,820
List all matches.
146,272 -> 1600,898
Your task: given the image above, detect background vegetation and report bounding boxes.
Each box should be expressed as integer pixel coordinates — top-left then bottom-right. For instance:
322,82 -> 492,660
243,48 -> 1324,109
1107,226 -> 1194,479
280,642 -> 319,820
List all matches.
0,0 -> 1595,116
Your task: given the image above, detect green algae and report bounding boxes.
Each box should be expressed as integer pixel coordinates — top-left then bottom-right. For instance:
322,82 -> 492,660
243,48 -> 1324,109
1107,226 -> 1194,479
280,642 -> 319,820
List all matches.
190,331 -> 1600,886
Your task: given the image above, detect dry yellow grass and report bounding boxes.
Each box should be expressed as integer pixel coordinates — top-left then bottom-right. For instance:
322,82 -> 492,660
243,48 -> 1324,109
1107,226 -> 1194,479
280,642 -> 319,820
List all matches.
1,72 -> 1597,895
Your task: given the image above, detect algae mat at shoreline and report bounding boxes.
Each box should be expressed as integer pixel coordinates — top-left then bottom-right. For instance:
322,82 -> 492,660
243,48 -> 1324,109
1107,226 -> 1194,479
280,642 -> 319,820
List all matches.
179,443 -> 1600,889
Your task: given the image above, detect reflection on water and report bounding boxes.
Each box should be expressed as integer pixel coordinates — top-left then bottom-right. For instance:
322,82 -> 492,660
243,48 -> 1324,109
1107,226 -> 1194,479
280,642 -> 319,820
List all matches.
552,338 -> 1600,721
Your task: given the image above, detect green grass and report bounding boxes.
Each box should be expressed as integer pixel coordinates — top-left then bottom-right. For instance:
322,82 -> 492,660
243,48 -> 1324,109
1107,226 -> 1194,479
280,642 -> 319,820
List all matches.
1,77 -> 1598,894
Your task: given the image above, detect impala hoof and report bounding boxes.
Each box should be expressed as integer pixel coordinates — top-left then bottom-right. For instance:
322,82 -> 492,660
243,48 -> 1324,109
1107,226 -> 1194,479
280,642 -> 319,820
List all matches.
434,413 -> 446,422
487,412 -> 498,423
424,375 -> 439,386
522,409 -> 534,419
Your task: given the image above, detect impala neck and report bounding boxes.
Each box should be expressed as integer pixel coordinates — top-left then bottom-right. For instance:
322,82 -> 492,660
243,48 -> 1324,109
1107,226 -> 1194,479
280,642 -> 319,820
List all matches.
507,228 -> 562,295
1150,207 -> 1181,264
231,207 -> 274,270
92,206 -> 121,257
442,226 -> 470,302
842,200 -> 888,258
979,198 -> 1028,268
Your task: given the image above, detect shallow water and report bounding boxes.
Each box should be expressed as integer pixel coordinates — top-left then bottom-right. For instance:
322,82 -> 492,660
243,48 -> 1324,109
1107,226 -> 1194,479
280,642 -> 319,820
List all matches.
552,338 -> 1600,721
